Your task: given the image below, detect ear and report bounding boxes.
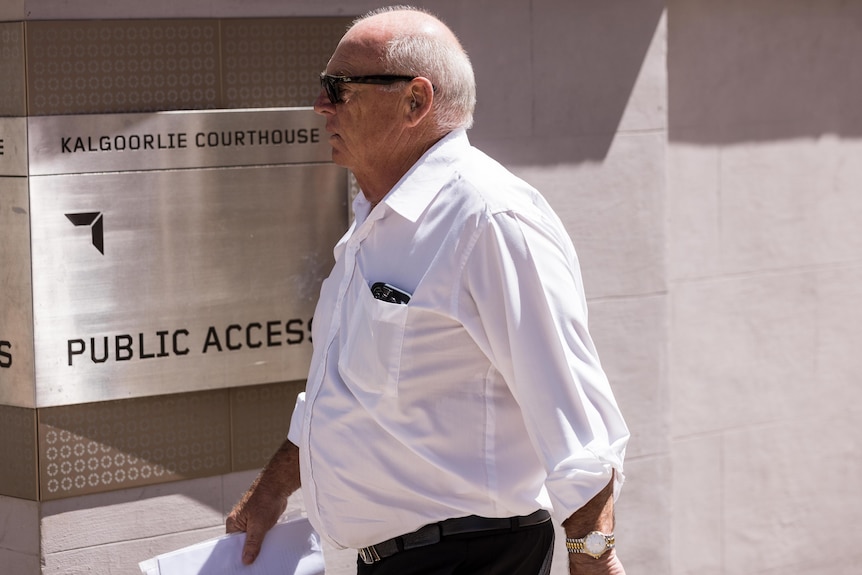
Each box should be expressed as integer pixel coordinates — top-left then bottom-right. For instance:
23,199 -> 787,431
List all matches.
404,77 -> 435,127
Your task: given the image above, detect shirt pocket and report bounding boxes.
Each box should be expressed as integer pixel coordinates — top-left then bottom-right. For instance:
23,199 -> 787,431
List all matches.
337,277 -> 409,397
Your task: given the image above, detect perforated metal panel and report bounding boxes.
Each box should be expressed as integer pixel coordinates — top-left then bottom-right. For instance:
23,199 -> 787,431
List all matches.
222,18 -> 349,109
39,390 -> 231,500
0,22 -> 25,116
26,20 -> 220,115
0,405 -> 37,500
23,17 -> 352,116
230,381 -> 304,470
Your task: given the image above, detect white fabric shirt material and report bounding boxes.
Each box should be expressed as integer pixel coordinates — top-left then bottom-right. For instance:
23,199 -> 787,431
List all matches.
288,129 -> 629,550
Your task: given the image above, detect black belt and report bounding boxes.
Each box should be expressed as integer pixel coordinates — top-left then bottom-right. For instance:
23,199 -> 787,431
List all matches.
357,509 -> 551,564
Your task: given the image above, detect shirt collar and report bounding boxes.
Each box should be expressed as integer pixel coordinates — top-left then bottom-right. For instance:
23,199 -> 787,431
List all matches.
353,129 -> 470,224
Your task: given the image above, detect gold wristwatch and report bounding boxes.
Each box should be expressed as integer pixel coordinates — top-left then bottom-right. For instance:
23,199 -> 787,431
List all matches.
565,531 -> 615,558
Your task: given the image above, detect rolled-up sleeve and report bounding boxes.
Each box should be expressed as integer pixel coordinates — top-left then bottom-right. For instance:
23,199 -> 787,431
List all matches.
462,206 -> 629,523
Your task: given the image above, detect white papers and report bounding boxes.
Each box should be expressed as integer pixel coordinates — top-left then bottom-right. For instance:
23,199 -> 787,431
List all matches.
139,517 -> 325,575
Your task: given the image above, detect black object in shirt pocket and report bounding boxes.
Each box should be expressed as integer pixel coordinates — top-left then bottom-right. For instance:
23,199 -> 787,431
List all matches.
371,282 -> 412,305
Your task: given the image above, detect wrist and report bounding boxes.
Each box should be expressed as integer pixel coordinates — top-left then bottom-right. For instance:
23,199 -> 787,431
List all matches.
568,549 -> 625,575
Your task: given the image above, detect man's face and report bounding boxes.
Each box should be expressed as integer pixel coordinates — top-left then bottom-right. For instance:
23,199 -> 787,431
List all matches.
313,37 -> 409,175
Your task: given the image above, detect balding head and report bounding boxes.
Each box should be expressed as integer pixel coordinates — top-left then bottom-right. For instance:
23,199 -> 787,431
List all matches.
344,6 -> 476,132
347,7 -> 460,48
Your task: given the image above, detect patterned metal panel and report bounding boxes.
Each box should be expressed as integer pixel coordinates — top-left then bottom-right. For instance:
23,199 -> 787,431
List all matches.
221,18 -> 351,109
0,22 -> 26,116
230,380 -> 305,471
38,390 -> 231,500
23,17 -> 351,116
26,20 -> 220,115
0,405 -> 37,500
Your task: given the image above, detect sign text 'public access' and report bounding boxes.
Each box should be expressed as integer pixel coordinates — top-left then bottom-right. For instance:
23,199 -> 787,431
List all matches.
67,317 -> 312,366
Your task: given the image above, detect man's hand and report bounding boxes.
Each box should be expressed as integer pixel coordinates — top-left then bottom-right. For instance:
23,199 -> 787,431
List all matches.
568,550 -> 626,575
226,481 -> 289,565
225,440 -> 301,565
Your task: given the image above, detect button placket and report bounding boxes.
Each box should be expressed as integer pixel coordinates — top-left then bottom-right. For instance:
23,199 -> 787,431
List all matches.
307,208 -> 381,399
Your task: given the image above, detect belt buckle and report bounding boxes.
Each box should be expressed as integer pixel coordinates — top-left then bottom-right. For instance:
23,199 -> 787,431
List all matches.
358,545 -> 381,565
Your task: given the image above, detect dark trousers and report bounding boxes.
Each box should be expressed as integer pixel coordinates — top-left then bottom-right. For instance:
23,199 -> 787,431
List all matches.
356,521 -> 555,575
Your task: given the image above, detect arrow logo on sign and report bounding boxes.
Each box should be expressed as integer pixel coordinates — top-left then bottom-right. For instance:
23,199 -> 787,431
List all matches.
65,212 -> 104,255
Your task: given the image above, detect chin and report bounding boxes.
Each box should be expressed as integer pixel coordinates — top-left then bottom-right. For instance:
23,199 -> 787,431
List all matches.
330,154 -> 349,168
329,149 -> 352,170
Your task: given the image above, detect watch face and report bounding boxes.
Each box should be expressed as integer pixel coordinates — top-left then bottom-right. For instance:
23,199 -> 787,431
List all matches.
584,532 -> 607,556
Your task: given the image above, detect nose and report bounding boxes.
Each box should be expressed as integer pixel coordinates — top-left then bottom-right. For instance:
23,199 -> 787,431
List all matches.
313,89 -> 335,115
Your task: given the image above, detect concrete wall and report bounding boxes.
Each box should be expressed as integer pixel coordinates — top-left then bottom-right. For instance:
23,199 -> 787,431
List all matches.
667,1 -> 862,574
0,1 -> 859,574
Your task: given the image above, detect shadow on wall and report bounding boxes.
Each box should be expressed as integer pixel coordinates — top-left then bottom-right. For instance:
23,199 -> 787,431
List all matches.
467,0 -> 666,166
668,0 -> 862,143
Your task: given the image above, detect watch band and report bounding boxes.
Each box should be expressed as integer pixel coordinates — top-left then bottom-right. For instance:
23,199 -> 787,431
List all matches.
565,530 -> 615,559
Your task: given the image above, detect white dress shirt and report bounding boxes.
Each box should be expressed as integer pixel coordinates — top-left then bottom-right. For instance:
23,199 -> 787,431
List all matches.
288,129 -> 629,550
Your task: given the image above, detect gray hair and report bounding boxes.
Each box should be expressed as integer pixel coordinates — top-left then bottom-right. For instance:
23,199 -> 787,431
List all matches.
354,6 -> 476,131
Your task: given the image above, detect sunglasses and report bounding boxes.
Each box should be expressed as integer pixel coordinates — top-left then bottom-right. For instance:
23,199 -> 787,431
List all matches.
319,73 -> 416,104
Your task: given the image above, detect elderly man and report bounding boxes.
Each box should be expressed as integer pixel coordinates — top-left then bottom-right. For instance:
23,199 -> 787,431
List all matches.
227,6 -> 629,575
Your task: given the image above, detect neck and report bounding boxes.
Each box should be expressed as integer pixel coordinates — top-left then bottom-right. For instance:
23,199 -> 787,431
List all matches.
355,134 -> 443,206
